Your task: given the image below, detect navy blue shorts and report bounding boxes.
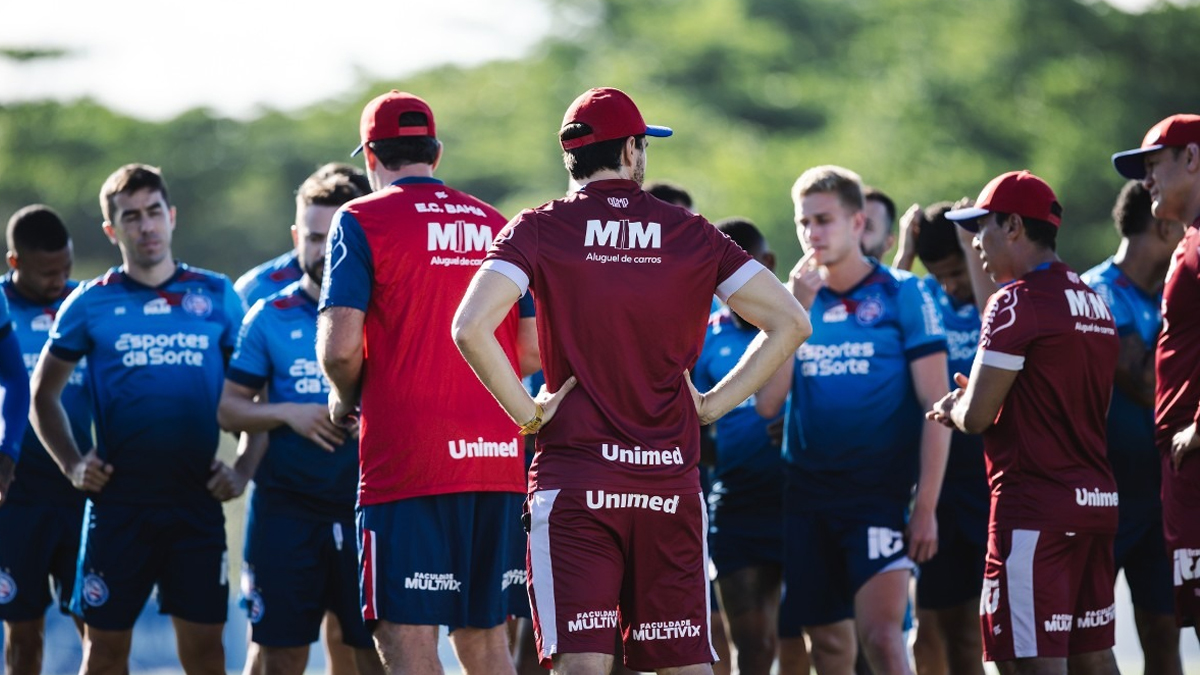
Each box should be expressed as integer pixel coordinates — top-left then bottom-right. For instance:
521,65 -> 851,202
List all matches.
779,494 -> 913,635
1115,501 -> 1174,616
358,492 -> 522,630
708,510 -> 783,579
72,499 -> 228,630
916,495 -> 988,610
507,508 -> 531,619
0,502 -> 84,621
240,500 -> 371,648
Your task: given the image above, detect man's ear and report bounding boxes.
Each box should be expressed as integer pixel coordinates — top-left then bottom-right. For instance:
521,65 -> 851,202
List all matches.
102,221 -> 118,245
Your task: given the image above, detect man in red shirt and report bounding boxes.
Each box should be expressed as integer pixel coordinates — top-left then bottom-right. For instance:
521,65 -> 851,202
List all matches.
452,87 -> 810,675
1113,114 -> 1200,638
928,171 -> 1120,674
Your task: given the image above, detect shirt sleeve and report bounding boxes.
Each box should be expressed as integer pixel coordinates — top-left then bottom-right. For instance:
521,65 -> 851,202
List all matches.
220,277 -> 246,355
899,276 -> 948,361
1086,278 -> 1135,337
227,301 -> 270,391
320,209 -> 374,312
481,211 -> 538,296
48,285 -> 92,362
977,286 -> 1038,371
706,222 -> 760,302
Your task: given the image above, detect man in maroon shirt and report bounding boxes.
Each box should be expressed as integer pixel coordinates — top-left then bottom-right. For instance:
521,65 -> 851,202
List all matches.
1113,114 -> 1200,638
928,171 -> 1120,674
452,87 -> 810,675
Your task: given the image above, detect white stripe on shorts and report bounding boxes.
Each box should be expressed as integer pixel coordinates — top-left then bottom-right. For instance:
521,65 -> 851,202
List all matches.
530,490 -> 561,661
699,493 -> 718,662
1007,529 -> 1040,658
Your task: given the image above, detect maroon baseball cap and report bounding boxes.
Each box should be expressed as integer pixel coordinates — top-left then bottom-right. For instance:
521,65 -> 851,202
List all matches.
351,90 -> 436,158
559,87 -> 673,151
1112,114 -> 1200,180
946,170 -> 1063,232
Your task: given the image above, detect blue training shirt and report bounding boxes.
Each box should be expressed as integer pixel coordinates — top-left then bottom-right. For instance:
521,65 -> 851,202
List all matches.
227,282 -> 357,521
1082,258 -> 1161,504
47,264 -> 243,505
3,275 -> 92,505
784,263 -> 947,505
693,307 -> 785,515
0,291 -> 28,469
234,251 -> 303,310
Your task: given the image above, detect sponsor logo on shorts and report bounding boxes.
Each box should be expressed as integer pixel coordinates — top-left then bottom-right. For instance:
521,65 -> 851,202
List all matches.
600,443 -> 684,467
82,574 -> 109,607
1044,613 -> 1072,632
631,619 -> 702,641
1173,548 -> 1200,586
182,292 -> 213,318
1074,488 -> 1118,507
568,610 -> 618,632
0,571 -> 17,604
585,491 -> 680,513
502,568 -> 526,591
447,437 -> 520,459
404,572 -> 461,592
246,590 -> 265,623
1075,604 -> 1115,629
866,527 -> 904,560
980,578 -> 1000,615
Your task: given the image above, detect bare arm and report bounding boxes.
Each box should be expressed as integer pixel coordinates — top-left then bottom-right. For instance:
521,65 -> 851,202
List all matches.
517,317 -> 541,378
31,350 -> 111,492
928,357 -> 1020,436
891,204 -> 922,272
453,270 -> 575,428
694,270 -> 811,425
1112,331 -> 1155,409
218,380 -> 347,452
906,351 -> 952,563
317,307 -> 365,426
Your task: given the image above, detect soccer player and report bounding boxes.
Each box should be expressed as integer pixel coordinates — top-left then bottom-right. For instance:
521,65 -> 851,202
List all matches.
218,170 -> 381,675
861,187 -> 897,261
757,166 -> 949,675
318,90 -> 535,674
1112,113 -> 1200,640
30,164 -> 244,675
0,206 -> 61,674
693,217 -> 801,675
453,86 -> 810,675
1081,180 -> 1184,675
893,203 -> 988,675
929,170 -> 1121,674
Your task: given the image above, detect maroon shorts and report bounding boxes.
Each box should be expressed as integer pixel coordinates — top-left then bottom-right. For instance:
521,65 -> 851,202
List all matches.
1161,458 -> 1200,626
526,488 -> 715,671
980,529 -> 1115,662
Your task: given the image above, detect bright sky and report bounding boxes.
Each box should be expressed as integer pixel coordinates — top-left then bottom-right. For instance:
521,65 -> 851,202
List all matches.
0,0 -> 1175,121
1,0 -> 553,120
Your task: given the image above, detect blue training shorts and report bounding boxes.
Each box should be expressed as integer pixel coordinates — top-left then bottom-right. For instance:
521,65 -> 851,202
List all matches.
916,492 -> 988,610
0,502 -> 84,621
1115,500 -> 1174,616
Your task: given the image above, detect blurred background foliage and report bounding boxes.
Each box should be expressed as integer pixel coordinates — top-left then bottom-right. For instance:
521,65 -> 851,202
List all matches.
2,0 -> 1198,281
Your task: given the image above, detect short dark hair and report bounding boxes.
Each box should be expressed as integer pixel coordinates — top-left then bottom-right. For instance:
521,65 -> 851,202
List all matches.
560,123 -> 644,181
646,181 -> 693,210
100,164 -> 170,223
367,112 -> 440,170
863,187 -> 897,230
913,202 -> 961,266
296,173 -> 366,214
7,204 -> 70,254
995,211 -> 1058,251
314,162 -> 372,196
715,217 -> 766,256
1111,180 -> 1155,237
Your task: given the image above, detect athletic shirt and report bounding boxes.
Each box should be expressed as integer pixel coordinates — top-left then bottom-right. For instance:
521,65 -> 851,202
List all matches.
47,264 -> 243,505
320,176 -> 524,505
1155,221 -> 1200,537
693,308 -> 785,514
919,276 -> 987,507
482,179 -> 760,494
975,262 -> 1118,533
784,263 -> 946,505
3,276 -> 92,506
1082,258 -> 1162,505
234,251 -> 303,309
228,283 -> 357,521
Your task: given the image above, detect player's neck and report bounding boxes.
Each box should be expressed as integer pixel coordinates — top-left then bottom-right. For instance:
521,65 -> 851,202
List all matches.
1112,238 -> 1167,293
375,163 -> 435,187
123,256 -> 177,288
300,275 -> 320,302
576,167 -> 632,186
821,254 -> 873,294
1011,248 -> 1059,280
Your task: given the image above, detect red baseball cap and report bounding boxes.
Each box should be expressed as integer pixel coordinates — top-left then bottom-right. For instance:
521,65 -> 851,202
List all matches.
1112,114 -> 1200,180
559,87 -> 673,151
351,90 -> 436,158
946,170 -> 1063,232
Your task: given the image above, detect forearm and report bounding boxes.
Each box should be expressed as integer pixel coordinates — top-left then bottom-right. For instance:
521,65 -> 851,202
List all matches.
31,395 -> 84,475
913,419 -> 951,514
232,432 -> 269,479
218,398 -> 295,434
322,355 -> 362,409
702,322 -> 808,425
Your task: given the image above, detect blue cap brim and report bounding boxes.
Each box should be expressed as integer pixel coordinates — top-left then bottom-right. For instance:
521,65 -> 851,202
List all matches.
646,125 -> 673,138
945,206 -> 989,232
350,143 -> 365,158
1111,145 -> 1161,180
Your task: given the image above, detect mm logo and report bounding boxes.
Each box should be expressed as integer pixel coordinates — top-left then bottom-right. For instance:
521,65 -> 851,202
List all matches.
427,221 -> 493,254
1064,289 -> 1112,321
585,219 -> 661,250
